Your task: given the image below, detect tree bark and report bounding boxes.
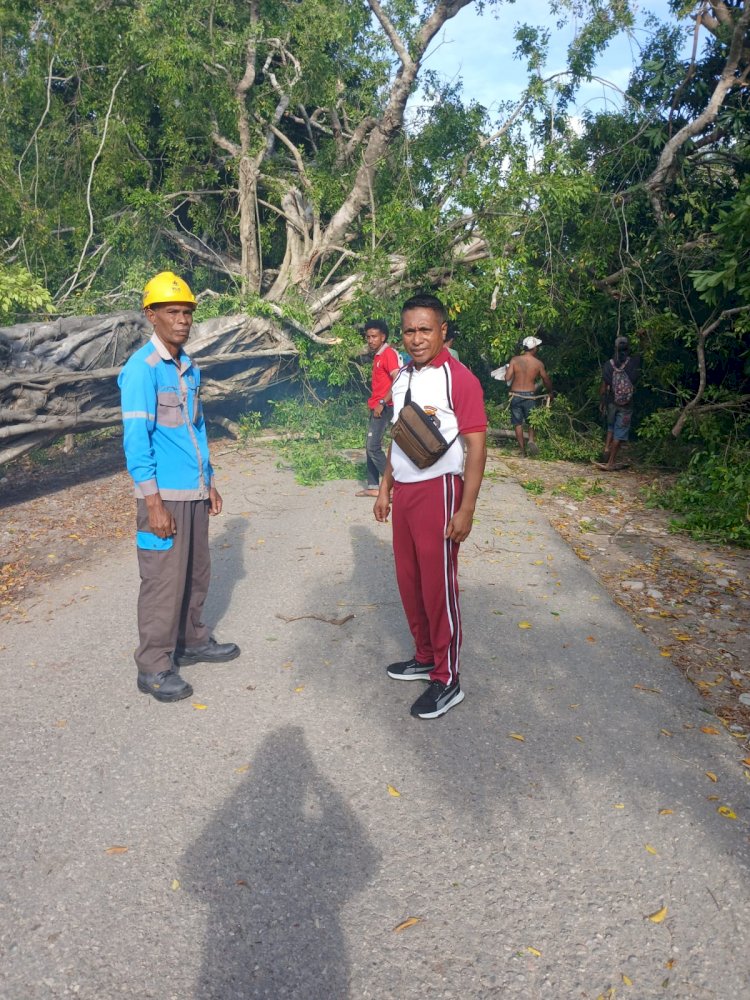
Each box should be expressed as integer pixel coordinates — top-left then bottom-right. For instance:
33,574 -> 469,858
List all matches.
0,312 -> 298,465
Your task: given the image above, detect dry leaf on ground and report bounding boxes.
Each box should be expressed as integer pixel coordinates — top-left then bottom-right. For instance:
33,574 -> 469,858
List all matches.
393,916 -> 421,933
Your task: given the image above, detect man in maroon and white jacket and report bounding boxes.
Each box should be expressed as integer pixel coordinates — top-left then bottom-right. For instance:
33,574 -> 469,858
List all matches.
374,294 -> 487,720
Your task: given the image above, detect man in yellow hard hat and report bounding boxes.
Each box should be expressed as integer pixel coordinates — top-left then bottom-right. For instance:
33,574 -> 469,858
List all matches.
118,271 -> 240,702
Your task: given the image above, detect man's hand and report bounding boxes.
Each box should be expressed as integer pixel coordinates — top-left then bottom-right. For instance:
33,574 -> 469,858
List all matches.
445,506 -> 474,543
374,403 -> 385,418
374,486 -> 391,523
145,494 -> 176,539
209,485 -> 223,516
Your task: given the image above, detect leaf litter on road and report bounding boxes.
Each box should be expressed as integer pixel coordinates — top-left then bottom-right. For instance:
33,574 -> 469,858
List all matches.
393,916 -> 421,932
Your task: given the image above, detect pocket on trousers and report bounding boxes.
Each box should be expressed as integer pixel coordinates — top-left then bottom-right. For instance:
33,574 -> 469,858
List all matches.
136,530 -> 174,551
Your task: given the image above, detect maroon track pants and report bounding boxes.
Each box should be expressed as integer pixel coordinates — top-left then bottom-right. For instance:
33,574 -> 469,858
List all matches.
134,498 -> 211,674
392,474 -> 463,687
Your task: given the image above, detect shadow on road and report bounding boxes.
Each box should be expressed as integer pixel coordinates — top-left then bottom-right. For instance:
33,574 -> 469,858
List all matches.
203,513 -> 250,638
183,725 -> 379,1000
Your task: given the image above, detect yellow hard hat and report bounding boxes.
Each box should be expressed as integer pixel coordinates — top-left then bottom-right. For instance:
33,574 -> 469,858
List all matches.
142,271 -> 197,308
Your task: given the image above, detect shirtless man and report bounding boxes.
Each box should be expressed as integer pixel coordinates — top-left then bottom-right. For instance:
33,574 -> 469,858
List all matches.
505,336 -> 554,457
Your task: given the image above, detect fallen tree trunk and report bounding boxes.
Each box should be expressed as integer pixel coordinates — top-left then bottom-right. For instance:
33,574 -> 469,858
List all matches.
0,311 -> 300,466
0,235 -> 492,467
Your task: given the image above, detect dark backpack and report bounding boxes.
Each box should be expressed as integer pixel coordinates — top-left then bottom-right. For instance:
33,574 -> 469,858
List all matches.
610,360 -> 634,407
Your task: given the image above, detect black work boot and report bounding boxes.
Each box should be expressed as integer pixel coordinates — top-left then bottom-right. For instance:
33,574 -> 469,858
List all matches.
137,669 -> 193,702
173,637 -> 240,667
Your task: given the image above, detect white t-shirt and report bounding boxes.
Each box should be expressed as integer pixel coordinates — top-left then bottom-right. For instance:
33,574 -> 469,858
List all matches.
390,348 -> 487,484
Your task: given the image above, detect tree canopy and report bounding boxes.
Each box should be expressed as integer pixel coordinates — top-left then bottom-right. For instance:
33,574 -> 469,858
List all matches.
0,0 -> 748,480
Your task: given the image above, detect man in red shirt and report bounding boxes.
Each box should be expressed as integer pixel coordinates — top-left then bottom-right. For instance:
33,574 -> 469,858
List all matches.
374,294 -> 487,719
356,319 -> 402,497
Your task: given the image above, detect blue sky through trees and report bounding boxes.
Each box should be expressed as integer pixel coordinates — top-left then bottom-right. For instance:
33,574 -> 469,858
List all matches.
421,0 -> 690,115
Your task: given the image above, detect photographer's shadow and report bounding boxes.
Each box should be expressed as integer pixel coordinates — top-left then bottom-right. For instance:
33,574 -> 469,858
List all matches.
184,724 -> 379,1000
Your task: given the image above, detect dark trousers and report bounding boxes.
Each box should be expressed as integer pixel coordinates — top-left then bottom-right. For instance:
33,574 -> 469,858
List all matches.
134,498 -> 211,674
392,474 -> 464,687
365,410 -> 389,487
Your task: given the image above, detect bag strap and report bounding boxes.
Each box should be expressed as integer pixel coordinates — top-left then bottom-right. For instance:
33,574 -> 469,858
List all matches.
404,368 -> 413,405
403,366 -> 459,448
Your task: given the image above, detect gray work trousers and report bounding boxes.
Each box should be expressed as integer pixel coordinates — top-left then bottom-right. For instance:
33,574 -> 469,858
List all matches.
134,498 -> 211,674
365,410 -> 389,488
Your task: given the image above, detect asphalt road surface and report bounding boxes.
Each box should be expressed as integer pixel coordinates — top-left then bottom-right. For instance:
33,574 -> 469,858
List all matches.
2,446 -> 749,999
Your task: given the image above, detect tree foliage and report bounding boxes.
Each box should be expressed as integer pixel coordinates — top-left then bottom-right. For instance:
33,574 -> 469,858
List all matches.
0,0 -> 749,497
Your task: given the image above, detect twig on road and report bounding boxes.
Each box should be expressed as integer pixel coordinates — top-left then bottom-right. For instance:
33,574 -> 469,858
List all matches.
276,612 -> 355,626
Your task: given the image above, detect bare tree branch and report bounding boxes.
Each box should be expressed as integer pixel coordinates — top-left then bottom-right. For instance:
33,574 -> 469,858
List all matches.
161,227 -> 243,276
646,1 -> 750,221
672,305 -> 750,436
17,51 -> 55,203
57,68 -> 130,302
320,0 -> 473,257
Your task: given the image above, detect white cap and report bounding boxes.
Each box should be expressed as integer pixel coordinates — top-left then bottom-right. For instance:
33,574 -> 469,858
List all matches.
523,336 -> 542,350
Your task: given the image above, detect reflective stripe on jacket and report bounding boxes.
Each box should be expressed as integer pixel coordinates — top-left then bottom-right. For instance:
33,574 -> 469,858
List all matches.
118,333 -> 212,500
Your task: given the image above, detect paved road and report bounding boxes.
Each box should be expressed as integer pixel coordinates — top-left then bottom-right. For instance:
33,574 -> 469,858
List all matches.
2,446 -> 749,999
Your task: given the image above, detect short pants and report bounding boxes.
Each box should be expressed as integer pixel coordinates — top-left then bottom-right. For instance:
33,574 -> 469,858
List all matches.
510,391 -> 536,426
607,404 -> 632,442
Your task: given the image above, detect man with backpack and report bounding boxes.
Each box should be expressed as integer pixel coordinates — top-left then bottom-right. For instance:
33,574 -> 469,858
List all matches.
599,335 -> 640,470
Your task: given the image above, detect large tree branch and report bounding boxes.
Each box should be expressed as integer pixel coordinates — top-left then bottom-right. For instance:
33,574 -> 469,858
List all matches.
368,0 -> 412,65
161,227 -> 243,276
698,0 -> 750,59
646,1 -> 750,222
319,0 -> 473,256
338,115 -> 378,166
268,124 -> 312,190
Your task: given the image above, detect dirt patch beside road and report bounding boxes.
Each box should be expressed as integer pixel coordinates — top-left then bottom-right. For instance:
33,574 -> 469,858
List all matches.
2,434 -> 748,741
0,434 -> 132,615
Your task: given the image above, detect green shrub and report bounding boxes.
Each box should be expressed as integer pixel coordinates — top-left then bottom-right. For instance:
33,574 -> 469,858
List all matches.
237,411 -> 262,443
645,449 -> 750,547
488,394 -> 601,462
241,391 -> 367,485
527,397 -> 601,462
269,394 -> 364,448
521,479 -> 545,495
552,476 -> 607,501
279,441 -> 363,486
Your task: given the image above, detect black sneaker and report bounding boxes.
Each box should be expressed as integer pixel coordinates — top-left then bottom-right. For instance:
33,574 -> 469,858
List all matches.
410,680 -> 464,719
387,657 -> 434,681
